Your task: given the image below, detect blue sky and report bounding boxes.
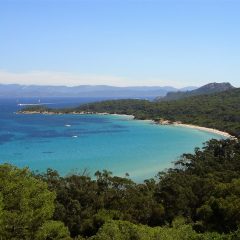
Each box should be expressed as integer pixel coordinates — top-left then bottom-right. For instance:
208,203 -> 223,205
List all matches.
0,0 -> 239,87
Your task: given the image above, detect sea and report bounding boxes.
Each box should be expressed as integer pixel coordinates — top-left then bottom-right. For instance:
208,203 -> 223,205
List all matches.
0,97 -> 224,181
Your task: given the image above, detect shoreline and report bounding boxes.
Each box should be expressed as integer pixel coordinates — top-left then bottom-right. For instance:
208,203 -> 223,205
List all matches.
109,114 -> 236,139
172,123 -> 235,139
18,110 -> 236,139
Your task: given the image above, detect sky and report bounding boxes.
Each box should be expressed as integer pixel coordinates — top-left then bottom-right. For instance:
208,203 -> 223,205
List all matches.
0,0 -> 239,88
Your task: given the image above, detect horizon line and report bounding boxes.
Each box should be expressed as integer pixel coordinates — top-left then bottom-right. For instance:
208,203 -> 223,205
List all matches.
0,82 -> 200,88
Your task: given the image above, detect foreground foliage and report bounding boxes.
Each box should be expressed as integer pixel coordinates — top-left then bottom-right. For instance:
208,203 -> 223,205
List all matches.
35,138 -> 240,239
0,164 -> 71,240
90,219 -> 233,240
1,138 -> 240,239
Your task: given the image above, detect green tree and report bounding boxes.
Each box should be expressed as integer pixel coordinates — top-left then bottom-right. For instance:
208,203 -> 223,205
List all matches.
0,164 -> 70,240
90,220 -> 228,240
35,220 -> 71,240
0,193 -> 4,237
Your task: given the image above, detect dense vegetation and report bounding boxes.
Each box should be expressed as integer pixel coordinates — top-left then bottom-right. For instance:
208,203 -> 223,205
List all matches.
1,138 -> 240,239
76,88 -> 240,136
0,164 -> 71,239
14,88 -> 240,238
21,88 -> 240,136
155,82 -> 234,101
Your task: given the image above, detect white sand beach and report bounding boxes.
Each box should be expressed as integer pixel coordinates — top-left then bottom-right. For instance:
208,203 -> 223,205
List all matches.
172,123 -> 236,139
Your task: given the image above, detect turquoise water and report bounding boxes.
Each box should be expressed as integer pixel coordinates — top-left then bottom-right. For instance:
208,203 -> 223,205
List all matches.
0,98 -> 223,181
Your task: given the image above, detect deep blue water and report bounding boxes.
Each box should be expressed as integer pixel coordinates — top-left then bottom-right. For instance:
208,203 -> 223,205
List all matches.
0,97 -> 223,181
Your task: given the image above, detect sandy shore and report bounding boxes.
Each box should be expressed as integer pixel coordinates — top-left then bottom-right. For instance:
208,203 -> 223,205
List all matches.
172,123 -> 236,139
110,113 -> 135,119
108,114 -> 236,139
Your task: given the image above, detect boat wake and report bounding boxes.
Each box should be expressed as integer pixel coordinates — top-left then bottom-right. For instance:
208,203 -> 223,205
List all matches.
18,103 -> 55,106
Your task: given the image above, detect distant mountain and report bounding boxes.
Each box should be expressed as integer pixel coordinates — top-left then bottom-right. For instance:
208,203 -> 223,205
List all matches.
155,82 -> 235,101
0,84 -> 195,98
180,86 -> 198,91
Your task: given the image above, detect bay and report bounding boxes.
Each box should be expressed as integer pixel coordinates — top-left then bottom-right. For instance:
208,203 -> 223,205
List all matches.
0,97 -> 223,181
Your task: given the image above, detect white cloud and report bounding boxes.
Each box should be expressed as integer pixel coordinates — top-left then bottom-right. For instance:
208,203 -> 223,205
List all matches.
0,70 -> 189,87
0,70 -> 128,87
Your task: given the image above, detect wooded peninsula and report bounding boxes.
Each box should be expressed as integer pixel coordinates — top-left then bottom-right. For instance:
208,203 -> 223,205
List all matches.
20,88 -> 240,137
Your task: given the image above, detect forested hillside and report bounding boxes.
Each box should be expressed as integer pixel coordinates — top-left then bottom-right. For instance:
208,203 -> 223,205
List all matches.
1,138 -> 240,239
155,82 -> 234,101
75,88 -> 240,136
22,88 -> 240,137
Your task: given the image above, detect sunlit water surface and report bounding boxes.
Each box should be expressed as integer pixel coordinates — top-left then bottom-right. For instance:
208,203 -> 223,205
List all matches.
0,98 -> 223,181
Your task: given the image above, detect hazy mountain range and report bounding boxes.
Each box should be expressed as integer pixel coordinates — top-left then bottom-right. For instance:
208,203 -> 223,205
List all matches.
0,84 -> 196,98
0,83 -> 233,99
155,82 -> 235,101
